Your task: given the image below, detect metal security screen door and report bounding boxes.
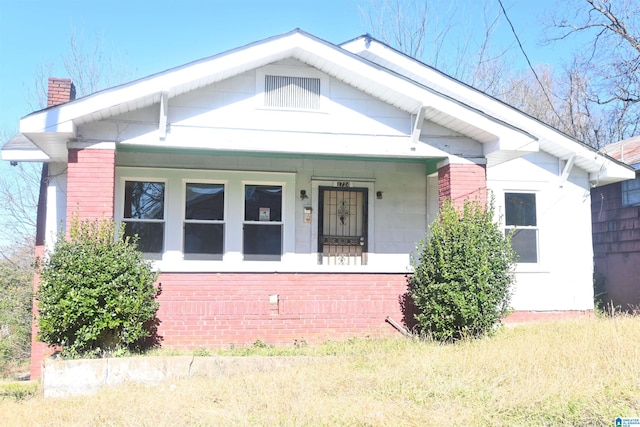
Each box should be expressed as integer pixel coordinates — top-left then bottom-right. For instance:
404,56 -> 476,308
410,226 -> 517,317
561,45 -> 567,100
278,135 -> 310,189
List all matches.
318,187 -> 368,265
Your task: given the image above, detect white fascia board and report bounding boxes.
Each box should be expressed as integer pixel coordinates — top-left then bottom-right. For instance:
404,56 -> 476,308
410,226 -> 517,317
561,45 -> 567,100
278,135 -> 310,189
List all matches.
330,39 -> 538,150
343,37 -> 628,178
67,141 -> 116,150
1,148 -> 49,162
535,125 -> 633,183
19,36 -> 302,134
291,37 -> 423,112
342,38 -> 528,126
590,160 -> 635,186
19,113 -> 76,135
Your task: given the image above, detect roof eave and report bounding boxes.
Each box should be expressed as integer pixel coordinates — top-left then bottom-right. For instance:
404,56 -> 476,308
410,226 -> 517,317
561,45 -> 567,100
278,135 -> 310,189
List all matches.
590,161 -> 635,186
1,148 -> 50,162
18,30 -> 534,150
1,133 -> 51,162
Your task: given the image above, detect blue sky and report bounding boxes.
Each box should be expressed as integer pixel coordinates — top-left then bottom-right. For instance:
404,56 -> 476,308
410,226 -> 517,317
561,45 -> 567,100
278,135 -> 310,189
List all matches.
0,0 -> 580,139
0,0 -> 589,248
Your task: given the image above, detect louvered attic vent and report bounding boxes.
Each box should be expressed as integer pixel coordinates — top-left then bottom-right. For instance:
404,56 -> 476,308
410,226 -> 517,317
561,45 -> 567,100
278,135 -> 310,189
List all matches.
265,75 -> 320,109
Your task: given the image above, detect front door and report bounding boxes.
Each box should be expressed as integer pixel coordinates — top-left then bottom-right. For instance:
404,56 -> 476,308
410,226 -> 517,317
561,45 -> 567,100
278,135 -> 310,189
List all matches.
318,187 -> 368,265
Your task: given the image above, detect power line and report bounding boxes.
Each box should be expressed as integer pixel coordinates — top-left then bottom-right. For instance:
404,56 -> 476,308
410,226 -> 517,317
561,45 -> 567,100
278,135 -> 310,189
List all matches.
497,0 -> 565,126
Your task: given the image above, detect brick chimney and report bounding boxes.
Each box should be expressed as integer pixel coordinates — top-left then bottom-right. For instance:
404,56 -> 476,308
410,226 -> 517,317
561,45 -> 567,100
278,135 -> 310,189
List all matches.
47,77 -> 76,107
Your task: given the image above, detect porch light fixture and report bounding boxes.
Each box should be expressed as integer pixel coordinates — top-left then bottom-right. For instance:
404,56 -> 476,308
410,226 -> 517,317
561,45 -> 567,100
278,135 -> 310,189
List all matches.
300,189 -> 308,200
376,191 -> 383,199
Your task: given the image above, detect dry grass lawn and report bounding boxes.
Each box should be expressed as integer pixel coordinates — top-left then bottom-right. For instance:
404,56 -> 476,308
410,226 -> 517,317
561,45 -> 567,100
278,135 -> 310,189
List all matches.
1,316 -> 639,426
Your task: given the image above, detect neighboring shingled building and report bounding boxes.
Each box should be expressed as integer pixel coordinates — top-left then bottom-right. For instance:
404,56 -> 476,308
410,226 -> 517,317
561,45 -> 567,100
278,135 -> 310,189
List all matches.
592,136 -> 640,310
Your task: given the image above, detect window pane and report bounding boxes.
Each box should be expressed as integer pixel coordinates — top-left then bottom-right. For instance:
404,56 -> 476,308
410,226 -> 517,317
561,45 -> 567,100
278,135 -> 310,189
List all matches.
622,177 -> 640,206
505,193 -> 536,226
124,222 -> 164,254
623,189 -> 640,206
184,223 -> 224,259
245,185 -> 282,221
243,224 -> 282,260
124,181 -> 164,219
623,176 -> 640,191
185,183 -> 224,220
510,228 -> 538,263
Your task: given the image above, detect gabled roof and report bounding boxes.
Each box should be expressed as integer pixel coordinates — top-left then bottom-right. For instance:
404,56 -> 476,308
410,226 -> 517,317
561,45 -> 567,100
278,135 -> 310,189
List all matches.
2,29 -> 634,185
340,35 -> 634,185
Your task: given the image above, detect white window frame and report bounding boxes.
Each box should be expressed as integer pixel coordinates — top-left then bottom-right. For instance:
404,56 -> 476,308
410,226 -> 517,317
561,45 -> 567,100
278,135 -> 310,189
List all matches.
503,190 -> 540,265
182,179 -> 227,261
115,167 -> 295,272
119,178 -> 167,259
242,182 -> 285,261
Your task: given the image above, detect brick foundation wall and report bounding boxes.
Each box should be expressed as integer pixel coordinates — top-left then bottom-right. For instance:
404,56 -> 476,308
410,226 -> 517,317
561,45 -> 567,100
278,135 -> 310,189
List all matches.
66,148 -> 115,224
30,245 -> 58,379
155,272 -> 411,348
438,163 -> 487,207
29,267 -> 597,378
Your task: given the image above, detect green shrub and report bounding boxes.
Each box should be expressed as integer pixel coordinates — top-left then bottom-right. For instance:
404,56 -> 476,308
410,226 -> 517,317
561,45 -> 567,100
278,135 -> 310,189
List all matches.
37,217 -> 160,358
0,247 -> 34,378
408,198 -> 516,342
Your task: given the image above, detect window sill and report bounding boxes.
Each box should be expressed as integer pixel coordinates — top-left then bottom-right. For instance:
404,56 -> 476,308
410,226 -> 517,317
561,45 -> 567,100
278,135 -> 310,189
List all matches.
151,254 -> 412,274
514,263 -> 550,274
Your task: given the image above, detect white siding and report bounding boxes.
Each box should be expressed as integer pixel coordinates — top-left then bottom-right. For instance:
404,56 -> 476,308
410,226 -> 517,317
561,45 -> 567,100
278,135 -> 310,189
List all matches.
419,121 -> 484,158
488,151 -> 594,311
77,61 -> 412,152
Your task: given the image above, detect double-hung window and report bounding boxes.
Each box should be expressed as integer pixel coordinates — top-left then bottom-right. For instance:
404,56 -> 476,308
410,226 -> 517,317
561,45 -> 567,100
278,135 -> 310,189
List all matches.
123,180 -> 165,257
505,192 -> 538,263
184,183 -> 225,260
117,168 -> 294,268
243,184 -> 282,261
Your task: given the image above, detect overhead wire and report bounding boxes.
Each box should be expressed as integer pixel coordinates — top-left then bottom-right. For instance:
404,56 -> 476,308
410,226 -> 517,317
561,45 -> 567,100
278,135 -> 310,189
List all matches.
496,0 -> 566,127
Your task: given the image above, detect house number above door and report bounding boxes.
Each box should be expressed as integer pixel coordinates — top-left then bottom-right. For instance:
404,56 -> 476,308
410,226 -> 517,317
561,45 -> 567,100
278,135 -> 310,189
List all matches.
336,181 -> 350,188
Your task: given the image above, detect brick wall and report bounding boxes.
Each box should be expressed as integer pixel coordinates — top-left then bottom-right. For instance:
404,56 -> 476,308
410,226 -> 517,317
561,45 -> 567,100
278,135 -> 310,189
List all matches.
155,272 -> 411,348
591,181 -> 640,309
29,246 -> 58,379
66,148 -> 116,224
438,163 -> 487,207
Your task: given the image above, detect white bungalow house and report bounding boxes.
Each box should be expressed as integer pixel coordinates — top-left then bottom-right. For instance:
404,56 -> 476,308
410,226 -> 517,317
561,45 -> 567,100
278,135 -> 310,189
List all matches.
2,29 -> 633,378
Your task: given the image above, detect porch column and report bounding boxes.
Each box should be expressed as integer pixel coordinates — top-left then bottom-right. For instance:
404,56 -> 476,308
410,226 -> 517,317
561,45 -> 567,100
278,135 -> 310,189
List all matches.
66,143 -> 116,226
31,79 -> 77,379
437,161 -> 487,208
31,145 -> 115,379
